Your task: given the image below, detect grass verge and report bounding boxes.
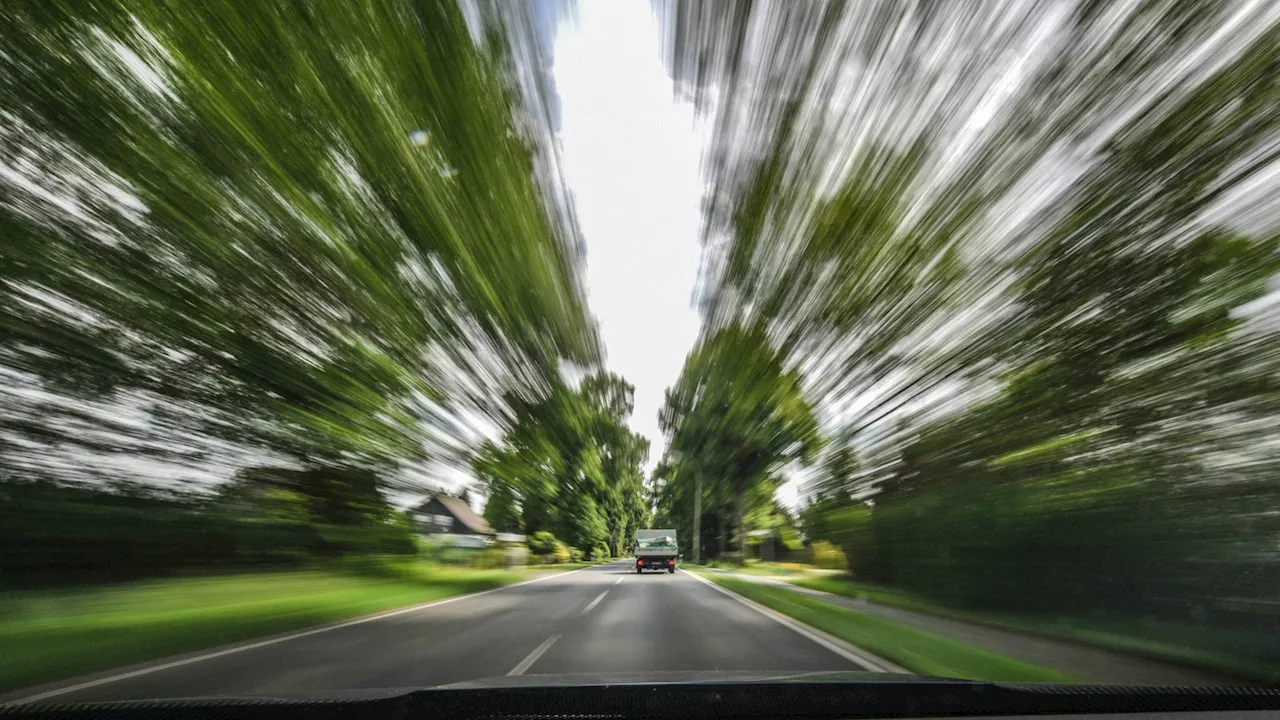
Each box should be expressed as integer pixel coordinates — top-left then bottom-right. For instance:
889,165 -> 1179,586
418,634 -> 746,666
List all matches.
709,575 -> 1077,683
791,577 -> 1276,683
523,561 -> 602,571
693,560 -> 836,578
724,561 -> 825,577
0,561 -> 561,694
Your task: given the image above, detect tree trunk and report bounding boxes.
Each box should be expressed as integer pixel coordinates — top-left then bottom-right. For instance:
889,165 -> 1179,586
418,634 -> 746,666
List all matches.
735,487 -> 748,557
692,474 -> 701,563
714,513 -> 724,558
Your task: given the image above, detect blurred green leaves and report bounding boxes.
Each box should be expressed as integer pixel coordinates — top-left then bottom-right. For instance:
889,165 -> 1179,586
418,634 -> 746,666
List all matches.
475,371 -> 649,555
658,322 -> 821,556
0,0 -> 598,482
661,0 -> 1280,670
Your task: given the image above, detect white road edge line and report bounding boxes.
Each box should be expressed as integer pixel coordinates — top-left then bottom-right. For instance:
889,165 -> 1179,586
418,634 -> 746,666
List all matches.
6,565 -> 595,706
680,569 -> 908,674
580,590 -> 609,615
507,634 -> 561,676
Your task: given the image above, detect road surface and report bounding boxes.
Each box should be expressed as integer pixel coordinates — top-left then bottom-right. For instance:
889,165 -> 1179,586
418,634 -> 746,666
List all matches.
6,561 -> 872,704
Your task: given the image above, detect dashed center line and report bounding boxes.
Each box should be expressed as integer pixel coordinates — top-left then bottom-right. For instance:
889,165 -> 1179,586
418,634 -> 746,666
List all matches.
507,634 -> 561,676
581,590 -> 609,615
614,576 -> 624,585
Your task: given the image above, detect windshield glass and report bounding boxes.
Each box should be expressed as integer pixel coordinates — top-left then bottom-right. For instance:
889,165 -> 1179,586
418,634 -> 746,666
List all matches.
1,0 -> 1274,704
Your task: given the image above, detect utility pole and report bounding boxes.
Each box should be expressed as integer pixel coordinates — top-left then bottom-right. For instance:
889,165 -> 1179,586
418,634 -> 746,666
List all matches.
692,474 -> 701,563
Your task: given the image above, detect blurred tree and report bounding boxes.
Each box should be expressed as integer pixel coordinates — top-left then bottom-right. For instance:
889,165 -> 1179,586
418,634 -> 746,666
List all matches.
218,466 -> 388,527
0,0 -> 598,492
660,322 -> 822,555
664,0 -> 1280,669
480,470 -> 521,534
474,372 -> 649,553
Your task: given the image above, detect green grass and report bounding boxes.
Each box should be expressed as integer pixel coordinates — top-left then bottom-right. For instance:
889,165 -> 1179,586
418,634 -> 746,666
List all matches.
694,559 -> 827,577
792,577 -> 963,616
523,561 -> 602,571
709,576 -> 1077,683
729,561 -> 825,577
791,577 -> 1277,683
0,561 -> 556,694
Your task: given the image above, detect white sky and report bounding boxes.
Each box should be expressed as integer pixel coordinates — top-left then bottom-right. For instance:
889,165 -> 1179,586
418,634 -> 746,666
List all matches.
553,3 -> 704,470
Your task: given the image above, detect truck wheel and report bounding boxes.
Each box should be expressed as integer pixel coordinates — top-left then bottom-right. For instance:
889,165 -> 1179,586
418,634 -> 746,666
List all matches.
636,567 -> 641,574
669,567 -> 675,574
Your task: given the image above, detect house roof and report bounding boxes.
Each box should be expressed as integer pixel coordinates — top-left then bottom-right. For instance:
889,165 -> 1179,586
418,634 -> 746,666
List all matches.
418,493 -> 494,535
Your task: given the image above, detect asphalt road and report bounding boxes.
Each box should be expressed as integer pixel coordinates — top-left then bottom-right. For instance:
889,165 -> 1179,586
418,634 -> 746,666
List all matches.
9,562 -> 868,704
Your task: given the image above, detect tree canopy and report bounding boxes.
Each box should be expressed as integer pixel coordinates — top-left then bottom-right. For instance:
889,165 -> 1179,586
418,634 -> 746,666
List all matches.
658,322 -> 821,557
660,0 -> 1280,665
1,0 -> 598,490
475,371 -> 650,555
0,0 -> 610,578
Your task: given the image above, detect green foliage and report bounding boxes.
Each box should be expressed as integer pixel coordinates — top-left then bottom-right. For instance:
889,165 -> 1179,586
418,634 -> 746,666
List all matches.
657,322 -> 821,557
666,0 -> 1280,674
218,466 -> 390,527
524,532 -> 574,564
469,548 -> 507,570
569,547 -> 584,563
481,480 -> 521,534
0,482 -> 425,584
526,530 -> 559,556
808,541 -> 847,570
590,543 -> 610,561
803,500 -> 874,578
475,371 -> 649,555
561,491 -> 609,552
717,552 -> 746,567
0,0 -> 599,545
0,0 -> 604,582
551,540 -> 572,565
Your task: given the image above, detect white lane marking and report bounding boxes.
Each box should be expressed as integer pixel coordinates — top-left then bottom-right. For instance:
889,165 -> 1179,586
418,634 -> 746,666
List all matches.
507,634 -> 561,676
580,590 -> 609,615
614,576 -> 623,585
680,569 -> 907,674
5,566 -> 595,706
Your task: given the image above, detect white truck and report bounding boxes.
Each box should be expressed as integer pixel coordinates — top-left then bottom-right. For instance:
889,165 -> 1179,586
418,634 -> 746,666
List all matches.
633,529 -> 678,574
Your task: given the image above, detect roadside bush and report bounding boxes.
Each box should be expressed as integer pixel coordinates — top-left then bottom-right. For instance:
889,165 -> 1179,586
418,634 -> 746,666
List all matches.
326,553 -> 427,580
0,483 -> 328,585
416,536 -> 450,563
470,547 -> 506,569
718,552 -> 745,567
569,547 -> 584,563
315,523 -> 416,557
411,534 -> 432,556
527,530 -> 558,556
551,540 -> 572,564
809,541 -> 848,570
415,537 -> 489,566
591,543 -> 610,561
